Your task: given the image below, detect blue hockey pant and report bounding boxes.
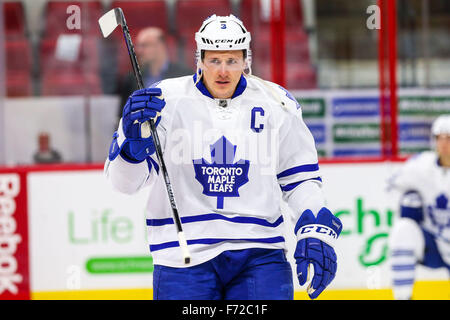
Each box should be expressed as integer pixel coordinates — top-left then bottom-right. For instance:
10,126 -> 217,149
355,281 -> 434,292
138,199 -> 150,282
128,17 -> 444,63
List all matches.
153,248 -> 294,300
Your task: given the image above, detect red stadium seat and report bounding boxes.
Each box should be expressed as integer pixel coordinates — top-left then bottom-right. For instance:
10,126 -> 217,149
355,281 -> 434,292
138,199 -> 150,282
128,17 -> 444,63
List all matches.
39,37 -> 101,95
5,39 -> 32,73
174,0 -> 231,70
285,30 -> 310,62
5,39 -> 33,97
251,62 -> 317,89
285,0 -> 304,30
252,29 -> 310,64
43,1 -> 103,38
41,71 -> 101,95
286,62 -> 317,89
3,2 -> 26,38
239,1 -> 312,89
6,73 -> 33,97
111,1 -> 169,37
175,0 -> 232,37
39,37 -> 99,72
239,0 -> 270,32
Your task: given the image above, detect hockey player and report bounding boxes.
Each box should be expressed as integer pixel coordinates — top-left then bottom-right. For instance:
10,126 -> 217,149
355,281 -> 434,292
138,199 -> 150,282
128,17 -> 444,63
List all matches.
388,114 -> 450,300
105,14 -> 342,300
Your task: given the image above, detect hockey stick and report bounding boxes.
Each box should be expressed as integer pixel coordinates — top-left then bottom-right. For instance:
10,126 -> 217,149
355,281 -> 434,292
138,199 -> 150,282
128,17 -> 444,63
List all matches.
99,8 -> 191,265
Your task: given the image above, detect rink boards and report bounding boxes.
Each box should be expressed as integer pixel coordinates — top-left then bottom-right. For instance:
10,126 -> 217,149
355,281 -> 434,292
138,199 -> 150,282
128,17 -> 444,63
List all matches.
0,160 -> 448,300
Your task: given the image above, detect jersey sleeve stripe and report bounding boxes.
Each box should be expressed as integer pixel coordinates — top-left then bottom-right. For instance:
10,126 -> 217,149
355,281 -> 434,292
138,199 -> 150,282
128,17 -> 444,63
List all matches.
392,264 -> 415,271
149,236 -> 285,252
391,249 -> 415,257
276,163 -> 319,179
146,213 -> 284,228
280,177 -> 322,192
393,279 -> 414,286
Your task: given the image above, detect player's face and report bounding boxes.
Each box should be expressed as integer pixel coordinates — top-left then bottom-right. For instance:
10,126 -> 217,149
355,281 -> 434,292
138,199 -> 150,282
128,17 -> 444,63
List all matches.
436,134 -> 450,161
201,50 -> 245,99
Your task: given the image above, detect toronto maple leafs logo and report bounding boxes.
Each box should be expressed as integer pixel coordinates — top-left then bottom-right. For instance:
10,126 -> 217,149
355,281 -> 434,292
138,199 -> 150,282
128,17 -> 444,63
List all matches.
428,193 -> 450,236
193,136 -> 250,209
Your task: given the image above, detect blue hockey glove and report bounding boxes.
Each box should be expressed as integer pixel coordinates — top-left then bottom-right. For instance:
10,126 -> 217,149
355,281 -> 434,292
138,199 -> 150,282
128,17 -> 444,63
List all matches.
108,87 -> 165,163
294,207 -> 342,299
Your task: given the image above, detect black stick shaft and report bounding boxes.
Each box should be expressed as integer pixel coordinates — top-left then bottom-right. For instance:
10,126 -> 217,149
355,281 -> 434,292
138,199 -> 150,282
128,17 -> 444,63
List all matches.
118,13 -> 184,234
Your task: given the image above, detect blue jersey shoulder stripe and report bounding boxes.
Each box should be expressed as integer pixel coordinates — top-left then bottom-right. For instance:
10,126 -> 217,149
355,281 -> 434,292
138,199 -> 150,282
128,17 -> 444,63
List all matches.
277,163 -> 319,179
146,213 -> 284,228
149,236 -> 285,252
280,177 -> 322,192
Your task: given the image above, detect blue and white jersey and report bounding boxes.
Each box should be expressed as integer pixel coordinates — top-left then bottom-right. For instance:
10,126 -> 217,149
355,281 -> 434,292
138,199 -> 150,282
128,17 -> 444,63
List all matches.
105,74 -> 325,267
389,151 -> 450,265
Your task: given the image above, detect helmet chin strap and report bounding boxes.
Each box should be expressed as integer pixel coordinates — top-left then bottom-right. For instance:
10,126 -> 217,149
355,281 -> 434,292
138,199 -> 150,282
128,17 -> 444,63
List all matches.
244,59 -> 252,76
194,67 -> 202,85
194,49 -> 202,85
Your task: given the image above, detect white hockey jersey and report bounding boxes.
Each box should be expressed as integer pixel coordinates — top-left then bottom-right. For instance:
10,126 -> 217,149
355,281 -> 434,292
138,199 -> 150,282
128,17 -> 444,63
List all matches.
105,74 -> 325,267
389,151 -> 450,265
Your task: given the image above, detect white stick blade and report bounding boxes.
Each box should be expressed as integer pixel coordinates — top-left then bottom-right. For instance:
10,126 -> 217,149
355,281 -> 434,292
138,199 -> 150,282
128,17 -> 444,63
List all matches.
98,9 -> 119,38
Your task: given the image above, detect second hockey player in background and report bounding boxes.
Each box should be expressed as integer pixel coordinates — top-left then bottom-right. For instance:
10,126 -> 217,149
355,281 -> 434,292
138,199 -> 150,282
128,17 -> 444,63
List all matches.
388,114 -> 450,300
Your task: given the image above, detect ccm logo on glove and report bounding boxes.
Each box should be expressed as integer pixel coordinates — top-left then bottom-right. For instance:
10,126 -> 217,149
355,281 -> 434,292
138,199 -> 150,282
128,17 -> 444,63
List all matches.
295,208 -> 342,247
298,224 -> 338,239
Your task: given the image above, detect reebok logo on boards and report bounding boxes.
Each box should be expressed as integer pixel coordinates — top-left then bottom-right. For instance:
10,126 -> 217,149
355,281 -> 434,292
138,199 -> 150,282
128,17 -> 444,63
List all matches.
0,174 -> 23,295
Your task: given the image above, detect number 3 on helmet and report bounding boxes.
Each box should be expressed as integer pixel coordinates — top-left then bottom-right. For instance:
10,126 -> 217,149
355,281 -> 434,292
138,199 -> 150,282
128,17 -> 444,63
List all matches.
194,14 -> 252,74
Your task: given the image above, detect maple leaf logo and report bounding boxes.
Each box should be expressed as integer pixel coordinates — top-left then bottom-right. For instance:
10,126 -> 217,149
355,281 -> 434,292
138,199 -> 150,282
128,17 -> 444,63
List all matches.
193,136 -> 250,209
436,194 -> 448,210
428,193 -> 450,236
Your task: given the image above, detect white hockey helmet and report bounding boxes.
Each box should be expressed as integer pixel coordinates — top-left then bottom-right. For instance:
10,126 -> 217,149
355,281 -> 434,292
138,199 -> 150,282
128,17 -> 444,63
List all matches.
431,114 -> 450,136
194,14 -> 252,72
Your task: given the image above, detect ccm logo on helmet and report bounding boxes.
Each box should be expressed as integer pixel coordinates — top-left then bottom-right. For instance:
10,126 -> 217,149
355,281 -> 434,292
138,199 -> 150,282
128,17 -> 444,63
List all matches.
215,39 -> 234,43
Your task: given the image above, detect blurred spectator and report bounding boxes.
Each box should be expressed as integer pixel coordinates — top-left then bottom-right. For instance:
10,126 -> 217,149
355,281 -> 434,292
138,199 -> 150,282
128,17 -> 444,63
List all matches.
117,27 -> 193,120
33,132 -> 62,164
